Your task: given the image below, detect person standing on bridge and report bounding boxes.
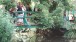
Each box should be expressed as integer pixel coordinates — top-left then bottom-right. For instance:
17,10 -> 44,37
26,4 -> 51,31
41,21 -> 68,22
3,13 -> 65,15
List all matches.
16,2 -> 26,26
17,2 -> 26,14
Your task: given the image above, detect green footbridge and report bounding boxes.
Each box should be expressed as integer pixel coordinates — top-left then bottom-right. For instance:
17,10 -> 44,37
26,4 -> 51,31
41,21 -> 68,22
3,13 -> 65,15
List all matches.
14,11 -> 37,29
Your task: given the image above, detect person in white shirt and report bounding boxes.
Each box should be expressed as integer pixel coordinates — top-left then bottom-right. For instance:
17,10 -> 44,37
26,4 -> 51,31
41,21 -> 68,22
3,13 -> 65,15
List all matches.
69,14 -> 74,22
16,2 -> 26,26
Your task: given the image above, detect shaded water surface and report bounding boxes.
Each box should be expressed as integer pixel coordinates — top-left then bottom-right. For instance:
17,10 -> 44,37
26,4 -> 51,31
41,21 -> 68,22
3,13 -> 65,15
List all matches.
35,28 -> 75,42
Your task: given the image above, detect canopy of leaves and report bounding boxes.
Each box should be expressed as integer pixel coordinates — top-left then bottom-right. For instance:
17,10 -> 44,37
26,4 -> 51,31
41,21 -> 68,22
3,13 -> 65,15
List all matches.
21,0 -> 31,6
0,0 -> 16,11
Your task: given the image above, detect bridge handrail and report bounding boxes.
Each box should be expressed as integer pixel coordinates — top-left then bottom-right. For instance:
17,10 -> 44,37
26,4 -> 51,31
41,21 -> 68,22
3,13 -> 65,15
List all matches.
13,11 -> 38,14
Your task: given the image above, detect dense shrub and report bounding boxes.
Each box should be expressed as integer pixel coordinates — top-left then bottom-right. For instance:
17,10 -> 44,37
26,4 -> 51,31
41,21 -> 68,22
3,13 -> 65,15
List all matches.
0,9 -> 15,42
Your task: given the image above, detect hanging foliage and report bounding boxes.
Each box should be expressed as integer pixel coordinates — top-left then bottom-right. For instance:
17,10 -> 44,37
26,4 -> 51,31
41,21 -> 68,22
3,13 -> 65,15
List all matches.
0,8 -> 15,42
30,0 -> 65,28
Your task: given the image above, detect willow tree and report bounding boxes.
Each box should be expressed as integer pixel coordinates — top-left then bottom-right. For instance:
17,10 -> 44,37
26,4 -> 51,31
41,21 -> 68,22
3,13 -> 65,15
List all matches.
30,0 -> 68,28
0,8 -> 15,42
0,0 -> 15,42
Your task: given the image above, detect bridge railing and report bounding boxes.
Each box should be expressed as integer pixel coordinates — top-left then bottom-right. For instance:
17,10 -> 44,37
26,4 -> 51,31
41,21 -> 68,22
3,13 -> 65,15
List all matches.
13,11 -> 38,28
